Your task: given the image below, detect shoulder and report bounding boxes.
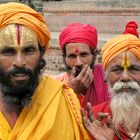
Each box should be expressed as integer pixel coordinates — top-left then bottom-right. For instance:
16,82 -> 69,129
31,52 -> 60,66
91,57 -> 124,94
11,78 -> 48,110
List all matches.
94,64 -> 104,73
94,63 -> 103,68
52,72 -> 69,82
40,75 -> 64,90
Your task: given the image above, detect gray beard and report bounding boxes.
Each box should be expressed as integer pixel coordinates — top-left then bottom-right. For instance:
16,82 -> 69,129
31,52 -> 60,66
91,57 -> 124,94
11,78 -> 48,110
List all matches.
110,82 -> 140,131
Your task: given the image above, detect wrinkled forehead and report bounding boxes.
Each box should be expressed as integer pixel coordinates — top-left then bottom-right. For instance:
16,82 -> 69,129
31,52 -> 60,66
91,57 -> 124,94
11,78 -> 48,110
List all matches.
106,51 -> 140,68
0,24 -> 38,48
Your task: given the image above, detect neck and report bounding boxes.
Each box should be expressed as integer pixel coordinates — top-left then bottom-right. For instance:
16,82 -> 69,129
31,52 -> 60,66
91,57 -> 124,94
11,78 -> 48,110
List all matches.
0,93 -> 20,128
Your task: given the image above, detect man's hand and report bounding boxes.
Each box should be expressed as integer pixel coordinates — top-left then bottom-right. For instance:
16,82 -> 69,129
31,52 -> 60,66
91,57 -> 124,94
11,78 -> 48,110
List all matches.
67,65 -> 93,94
81,103 -> 114,140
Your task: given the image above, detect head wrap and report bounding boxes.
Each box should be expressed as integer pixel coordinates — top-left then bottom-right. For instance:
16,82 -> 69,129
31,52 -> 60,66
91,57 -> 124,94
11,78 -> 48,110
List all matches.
123,20 -> 139,38
59,23 -> 98,49
0,2 -> 51,49
102,20 -> 140,69
102,34 -> 140,69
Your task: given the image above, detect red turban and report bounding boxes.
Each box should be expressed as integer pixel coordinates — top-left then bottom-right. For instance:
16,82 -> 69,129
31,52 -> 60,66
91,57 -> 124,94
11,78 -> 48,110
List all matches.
123,20 -> 139,38
59,23 -> 98,49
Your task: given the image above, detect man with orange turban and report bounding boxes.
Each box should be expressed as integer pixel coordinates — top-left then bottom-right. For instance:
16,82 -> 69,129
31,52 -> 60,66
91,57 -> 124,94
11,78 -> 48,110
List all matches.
0,2 -> 90,140
81,20 -> 140,140
54,23 -> 110,109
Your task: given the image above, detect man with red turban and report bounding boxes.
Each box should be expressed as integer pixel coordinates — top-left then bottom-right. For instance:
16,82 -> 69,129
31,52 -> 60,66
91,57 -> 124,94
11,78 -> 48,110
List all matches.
54,22 -> 110,109
82,20 -> 140,140
0,2 -> 90,140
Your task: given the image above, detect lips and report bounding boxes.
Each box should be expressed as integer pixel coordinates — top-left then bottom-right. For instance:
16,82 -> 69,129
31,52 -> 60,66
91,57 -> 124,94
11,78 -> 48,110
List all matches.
11,73 -> 29,81
117,88 -> 135,93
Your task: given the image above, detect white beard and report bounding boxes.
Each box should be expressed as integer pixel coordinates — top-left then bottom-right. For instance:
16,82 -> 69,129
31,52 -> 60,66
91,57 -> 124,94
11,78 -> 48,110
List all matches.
110,81 -> 140,131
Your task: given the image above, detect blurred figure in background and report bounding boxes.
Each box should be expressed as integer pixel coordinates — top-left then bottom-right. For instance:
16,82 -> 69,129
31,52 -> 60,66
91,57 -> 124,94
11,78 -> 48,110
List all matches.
54,23 -> 110,109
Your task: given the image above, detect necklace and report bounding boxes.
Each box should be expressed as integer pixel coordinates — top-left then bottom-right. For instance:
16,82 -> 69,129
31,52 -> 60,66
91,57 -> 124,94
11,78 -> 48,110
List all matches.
113,120 -> 140,140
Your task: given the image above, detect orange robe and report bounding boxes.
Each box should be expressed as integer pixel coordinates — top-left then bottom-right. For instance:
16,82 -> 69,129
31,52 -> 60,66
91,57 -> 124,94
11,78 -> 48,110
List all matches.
0,76 -> 90,140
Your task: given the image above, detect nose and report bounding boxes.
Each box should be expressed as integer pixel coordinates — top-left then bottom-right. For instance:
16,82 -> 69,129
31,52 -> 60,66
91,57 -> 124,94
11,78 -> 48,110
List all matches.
75,56 -> 83,66
120,70 -> 131,82
13,53 -> 26,68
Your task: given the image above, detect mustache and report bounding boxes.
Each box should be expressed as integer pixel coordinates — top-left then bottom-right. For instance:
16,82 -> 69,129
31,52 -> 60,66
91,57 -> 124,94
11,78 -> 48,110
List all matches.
6,67 -> 32,78
113,81 -> 140,93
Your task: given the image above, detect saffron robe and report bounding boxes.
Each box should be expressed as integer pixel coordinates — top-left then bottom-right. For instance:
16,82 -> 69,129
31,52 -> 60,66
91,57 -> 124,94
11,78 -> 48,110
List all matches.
0,76 -> 90,140
54,64 -> 110,108
93,101 -> 133,140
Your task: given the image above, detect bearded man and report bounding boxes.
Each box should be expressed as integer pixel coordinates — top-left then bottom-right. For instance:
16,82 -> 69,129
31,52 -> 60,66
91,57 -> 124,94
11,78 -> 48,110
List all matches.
82,21 -> 140,140
0,2 -> 90,140
54,23 -> 110,108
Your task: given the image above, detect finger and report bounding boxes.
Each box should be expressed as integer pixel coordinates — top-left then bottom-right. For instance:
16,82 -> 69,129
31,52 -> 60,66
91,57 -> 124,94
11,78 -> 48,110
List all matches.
81,68 -> 93,88
76,65 -> 88,79
82,66 -> 93,82
83,116 -> 92,128
81,108 -> 92,129
70,67 -> 76,78
87,102 -> 94,123
97,112 -> 109,121
106,115 -> 114,129
81,107 -> 86,117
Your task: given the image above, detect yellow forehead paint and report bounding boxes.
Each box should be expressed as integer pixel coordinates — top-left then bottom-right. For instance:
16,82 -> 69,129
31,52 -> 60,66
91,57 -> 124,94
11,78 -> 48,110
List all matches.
0,24 -> 38,50
121,51 -> 130,71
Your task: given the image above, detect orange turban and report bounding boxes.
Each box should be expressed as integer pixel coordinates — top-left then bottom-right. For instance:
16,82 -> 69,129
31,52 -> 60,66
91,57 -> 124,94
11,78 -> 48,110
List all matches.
0,2 -> 51,49
102,34 -> 140,69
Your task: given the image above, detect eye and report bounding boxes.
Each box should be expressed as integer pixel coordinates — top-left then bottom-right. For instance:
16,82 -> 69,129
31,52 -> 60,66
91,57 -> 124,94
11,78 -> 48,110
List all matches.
111,67 -> 123,74
24,46 -> 36,54
1,48 -> 16,56
80,52 -> 89,57
129,66 -> 140,74
67,54 -> 76,59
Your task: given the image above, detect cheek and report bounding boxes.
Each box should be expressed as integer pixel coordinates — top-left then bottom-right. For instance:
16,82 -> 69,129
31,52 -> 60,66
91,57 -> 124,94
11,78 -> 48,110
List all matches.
27,55 -> 40,69
81,56 -> 93,66
85,57 -> 93,65
65,58 -> 74,68
132,74 -> 140,83
106,73 -> 119,87
0,58 -> 14,71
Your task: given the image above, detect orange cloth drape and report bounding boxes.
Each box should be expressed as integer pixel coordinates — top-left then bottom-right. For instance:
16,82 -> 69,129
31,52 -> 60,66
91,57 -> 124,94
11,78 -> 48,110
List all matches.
0,76 -> 90,140
0,2 -> 50,49
102,34 -> 140,69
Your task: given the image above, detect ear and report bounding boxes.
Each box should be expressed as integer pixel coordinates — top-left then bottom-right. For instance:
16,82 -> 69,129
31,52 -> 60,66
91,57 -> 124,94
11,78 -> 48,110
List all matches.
40,46 -> 46,56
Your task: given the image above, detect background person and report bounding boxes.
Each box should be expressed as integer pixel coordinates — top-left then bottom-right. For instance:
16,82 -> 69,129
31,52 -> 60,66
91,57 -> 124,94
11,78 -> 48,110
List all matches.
54,23 -> 110,108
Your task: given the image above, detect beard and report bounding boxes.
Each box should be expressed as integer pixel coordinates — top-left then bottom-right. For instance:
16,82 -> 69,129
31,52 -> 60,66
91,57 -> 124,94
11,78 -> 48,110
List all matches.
110,81 -> 140,131
0,60 -> 42,114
